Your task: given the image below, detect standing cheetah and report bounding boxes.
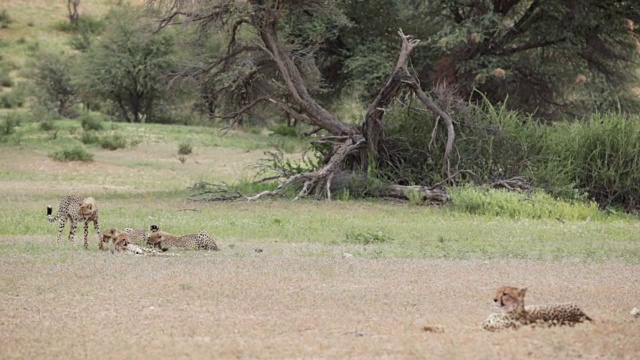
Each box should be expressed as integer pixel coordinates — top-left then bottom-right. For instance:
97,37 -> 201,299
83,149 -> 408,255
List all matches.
47,195 -> 101,249
146,228 -> 219,251
482,286 -> 592,331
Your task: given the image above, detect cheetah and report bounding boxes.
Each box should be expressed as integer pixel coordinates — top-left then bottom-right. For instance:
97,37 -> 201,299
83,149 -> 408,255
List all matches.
112,233 -> 178,256
99,228 -> 121,251
146,228 -> 219,251
482,286 -> 592,331
47,195 -> 101,249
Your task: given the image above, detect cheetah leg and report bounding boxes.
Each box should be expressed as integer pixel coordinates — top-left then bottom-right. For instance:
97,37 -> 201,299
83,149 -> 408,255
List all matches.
68,218 -> 77,244
93,217 -> 101,246
83,221 -> 90,249
56,217 -> 67,244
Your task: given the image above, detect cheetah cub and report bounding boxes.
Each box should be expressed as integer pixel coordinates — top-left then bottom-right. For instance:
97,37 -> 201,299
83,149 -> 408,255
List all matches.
482,286 -> 591,331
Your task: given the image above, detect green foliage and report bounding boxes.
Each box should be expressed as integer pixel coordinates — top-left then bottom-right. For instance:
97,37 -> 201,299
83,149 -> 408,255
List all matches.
178,141 -> 193,155
536,113 -> 640,210
80,131 -> 99,145
0,91 -> 25,109
49,145 -> 94,162
75,6 -> 176,123
269,124 -> 298,137
53,15 -> 106,34
344,229 -> 394,245
0,9 -> 12,29
448,186 -> 601,221
79,113 -> 105,131
28,51 -> 79,117
99,134 -> 127,150
0,73 -> 13,87
383,95 -> 544,186
0,114 -> 19,136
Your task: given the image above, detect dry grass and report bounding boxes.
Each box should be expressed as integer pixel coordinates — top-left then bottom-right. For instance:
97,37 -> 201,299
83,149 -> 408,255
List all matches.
0,237 -> 639,359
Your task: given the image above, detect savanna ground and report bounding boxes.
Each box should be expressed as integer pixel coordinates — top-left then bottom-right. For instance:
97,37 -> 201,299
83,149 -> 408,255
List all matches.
0,1 -> 639,358
1,122 -> 639,359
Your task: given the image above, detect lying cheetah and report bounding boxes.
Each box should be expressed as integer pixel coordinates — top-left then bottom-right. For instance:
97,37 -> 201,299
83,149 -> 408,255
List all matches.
146,229 -> 219,251
47,195 -> 101,249
99,228 -> 121,251
482,286 -> 592,331
112,233 -> 178,256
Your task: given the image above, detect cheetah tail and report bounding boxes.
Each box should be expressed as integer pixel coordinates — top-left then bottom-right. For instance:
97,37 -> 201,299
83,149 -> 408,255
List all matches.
46,206 -> 58,223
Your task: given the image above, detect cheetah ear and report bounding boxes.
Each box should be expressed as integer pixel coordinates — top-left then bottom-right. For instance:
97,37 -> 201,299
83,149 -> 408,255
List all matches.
518,288 -> 528,298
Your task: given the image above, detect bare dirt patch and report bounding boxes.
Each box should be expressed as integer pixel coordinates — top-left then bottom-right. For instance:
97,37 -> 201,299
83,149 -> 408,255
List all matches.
1,238 -> 638,359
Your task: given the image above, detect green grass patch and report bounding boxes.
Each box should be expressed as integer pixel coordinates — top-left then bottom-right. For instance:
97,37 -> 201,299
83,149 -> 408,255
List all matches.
448,185 -> 602,221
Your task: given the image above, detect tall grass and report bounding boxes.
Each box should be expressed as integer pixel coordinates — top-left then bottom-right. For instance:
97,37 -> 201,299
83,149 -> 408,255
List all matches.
536,113 -> 640,210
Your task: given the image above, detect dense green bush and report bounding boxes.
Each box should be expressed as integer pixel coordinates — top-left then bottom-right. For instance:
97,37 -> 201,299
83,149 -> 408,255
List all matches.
99,134 -> 127,150
0,91 -> 24,109
536,113 -> 640,210
79,113 -> 105,131
0,73 -> 13,87
50,146 -> 94,162
178,141 -> 193,155
448,185 -> 601,220
0,9 -> 12,29
382,96 -> 545,186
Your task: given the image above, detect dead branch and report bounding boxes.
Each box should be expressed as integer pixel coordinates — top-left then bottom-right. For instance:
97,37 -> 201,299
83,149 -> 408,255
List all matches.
377,185 -> 448,205
403,80 -> 456,181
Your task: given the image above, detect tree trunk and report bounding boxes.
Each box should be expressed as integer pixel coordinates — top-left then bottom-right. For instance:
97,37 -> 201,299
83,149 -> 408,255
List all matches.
67,0 -> 80,26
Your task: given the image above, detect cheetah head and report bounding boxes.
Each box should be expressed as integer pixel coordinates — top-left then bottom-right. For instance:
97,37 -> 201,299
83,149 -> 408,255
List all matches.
146,230 -> 165,247
99,228 -> 121,250
78,197 -> 97,218
494,286 -> 527,314
113,233 -> 130,252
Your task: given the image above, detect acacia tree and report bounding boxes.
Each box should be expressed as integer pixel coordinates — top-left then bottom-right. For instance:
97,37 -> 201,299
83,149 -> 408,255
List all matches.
150,0 -> 450,202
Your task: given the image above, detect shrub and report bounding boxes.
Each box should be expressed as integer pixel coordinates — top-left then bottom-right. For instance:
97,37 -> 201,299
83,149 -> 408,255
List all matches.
178,141 -> 193,155
39,120 -> 58,132
80,113 -> 104,131
0,91 -> 24,108
536,113 -> 640,210
344,230 -> 394,245
0,9 -> 12,29
0,73 -> 13,87
80,131 -> 99,145
0,114 -> 19,136
53,15 -> 106,34
99,134 -> 126,150
448,185 -> 601,220
270,124 -> 298,137
50,146 -> 94,162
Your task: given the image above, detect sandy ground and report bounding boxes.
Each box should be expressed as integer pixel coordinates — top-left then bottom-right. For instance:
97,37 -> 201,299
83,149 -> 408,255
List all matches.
0,238 -> 639,360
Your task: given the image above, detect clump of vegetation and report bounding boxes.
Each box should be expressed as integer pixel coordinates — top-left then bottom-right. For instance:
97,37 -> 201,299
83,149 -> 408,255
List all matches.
0,73 -> 13,87
99,134 -> 127,150
344,229 -> 394,245
270,124 -> 298,137
0,9 -> 13,29
0,114 -> 19,136
53,15 -> 105,34
448,186 -> 601,221
50,145 -> 94,162
536,113 -> 640,211
0,91 -> 24,109
80,113 -> 105,131
80,131 -> 99,145
178,141 -> 193,155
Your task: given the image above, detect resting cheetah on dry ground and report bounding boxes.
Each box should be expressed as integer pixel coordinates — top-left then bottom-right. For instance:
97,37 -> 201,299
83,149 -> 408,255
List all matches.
146,228 -> 219,251
482,286 -> 591,331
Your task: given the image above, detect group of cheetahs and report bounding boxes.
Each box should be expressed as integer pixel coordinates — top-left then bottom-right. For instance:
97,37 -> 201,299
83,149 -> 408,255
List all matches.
46,195 -> 219,256
48,195 -> 637,331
